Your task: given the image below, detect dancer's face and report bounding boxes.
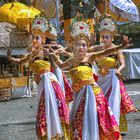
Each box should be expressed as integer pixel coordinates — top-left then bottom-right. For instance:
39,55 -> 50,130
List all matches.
33,35 -> 42,48
102,34 -> 112,46
74,40 -> 88,54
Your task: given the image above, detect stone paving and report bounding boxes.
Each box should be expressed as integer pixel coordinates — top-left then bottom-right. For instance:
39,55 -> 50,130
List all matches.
0,83 -> 140,140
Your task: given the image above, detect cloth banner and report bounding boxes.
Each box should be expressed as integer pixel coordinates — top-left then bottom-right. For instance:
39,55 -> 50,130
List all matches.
121,49 -> 140,80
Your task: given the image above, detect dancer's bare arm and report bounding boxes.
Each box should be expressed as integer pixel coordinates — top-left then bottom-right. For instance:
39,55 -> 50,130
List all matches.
88,45 -> 103,52
89,36 -> 133,62
7,48 -> 30,64
49,53 -> 72,69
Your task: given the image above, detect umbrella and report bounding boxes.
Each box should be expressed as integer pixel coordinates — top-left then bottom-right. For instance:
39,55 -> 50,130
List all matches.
0,8 -> 17,23
17,7 -> 40,19
0,2 -> 28,13
16,7 -> 41,32
0,2 -> 28,24
110,0 -> 140,22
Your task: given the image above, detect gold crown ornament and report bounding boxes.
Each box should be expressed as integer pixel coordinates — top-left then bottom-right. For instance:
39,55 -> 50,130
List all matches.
32,16 -> 49,42
70,20 -> 91,44
32,16 -> 49,36
46,23 -> 57,40
32,16 -> 58,42
99,14 -> 117,36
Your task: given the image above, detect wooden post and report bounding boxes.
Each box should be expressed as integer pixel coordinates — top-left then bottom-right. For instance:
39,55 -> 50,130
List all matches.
33,0 -> 37,8
20,64 -> 23,76
105,0 -> 108,14
61,0 -> 71,41
56,0 -> 60,35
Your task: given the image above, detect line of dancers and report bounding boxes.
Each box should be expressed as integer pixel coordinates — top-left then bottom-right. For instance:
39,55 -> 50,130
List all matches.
7,15 -> 137,140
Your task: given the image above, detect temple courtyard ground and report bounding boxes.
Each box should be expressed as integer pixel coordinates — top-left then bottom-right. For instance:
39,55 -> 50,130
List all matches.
0,82 -> 140,140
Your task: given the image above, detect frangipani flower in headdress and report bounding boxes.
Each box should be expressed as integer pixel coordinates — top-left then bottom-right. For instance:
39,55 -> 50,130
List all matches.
99,14 -> 117,36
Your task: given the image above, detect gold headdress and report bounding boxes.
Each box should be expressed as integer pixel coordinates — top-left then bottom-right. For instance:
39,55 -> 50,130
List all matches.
32,16 -> 49,41
32,16 -> 49,35
46,22 -> 57,40
99,14 -> 117,36
70,18 -> 91,44
32,16 -> 57,41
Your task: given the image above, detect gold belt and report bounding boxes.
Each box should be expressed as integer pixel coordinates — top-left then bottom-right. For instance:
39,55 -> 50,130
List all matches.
37,69 -> 50,77
34,69 -> 50,84
72,78 -> 94,92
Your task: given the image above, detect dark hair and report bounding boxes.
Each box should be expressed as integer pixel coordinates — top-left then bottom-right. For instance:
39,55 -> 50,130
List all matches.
45,37 -> 51,44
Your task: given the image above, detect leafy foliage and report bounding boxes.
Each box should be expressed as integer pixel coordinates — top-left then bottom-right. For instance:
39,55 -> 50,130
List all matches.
118,23 -> 140,34
70,0 -> 96,19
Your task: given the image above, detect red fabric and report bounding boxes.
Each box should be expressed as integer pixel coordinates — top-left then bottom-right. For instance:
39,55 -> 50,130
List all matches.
36,81 -> 69,139
93,73 -> 98,82
63,73 -> 73,102
50,66 -> 54,73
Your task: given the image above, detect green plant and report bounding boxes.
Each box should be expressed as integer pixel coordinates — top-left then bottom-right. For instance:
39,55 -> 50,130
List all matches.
70,0 -> 96,19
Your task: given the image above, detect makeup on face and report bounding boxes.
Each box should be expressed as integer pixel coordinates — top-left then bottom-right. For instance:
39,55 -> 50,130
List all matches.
74,42 -> 87,48
32,35 -> 42,48
35,35 -> 41,40
102,35 -> 111,40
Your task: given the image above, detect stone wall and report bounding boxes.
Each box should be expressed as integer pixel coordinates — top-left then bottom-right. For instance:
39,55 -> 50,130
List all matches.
0,22 -> 29,48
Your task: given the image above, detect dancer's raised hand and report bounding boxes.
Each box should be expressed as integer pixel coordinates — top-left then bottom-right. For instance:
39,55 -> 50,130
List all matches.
122,35 -> 133,48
